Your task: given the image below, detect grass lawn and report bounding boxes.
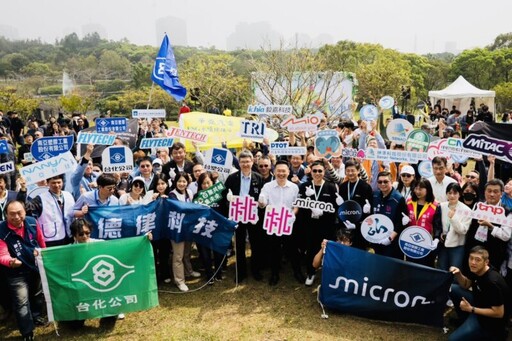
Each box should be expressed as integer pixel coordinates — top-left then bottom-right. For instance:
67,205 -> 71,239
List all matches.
1,254 -> 449,341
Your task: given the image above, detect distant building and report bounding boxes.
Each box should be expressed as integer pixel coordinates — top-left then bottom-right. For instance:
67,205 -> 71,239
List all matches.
155,16 -> 187,46
226,21 -> 282,51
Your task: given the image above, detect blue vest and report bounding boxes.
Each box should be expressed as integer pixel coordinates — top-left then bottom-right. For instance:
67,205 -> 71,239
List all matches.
0,217 -> 40,274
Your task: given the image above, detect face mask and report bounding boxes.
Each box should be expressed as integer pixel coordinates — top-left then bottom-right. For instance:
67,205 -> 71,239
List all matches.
463,193 -> 476,202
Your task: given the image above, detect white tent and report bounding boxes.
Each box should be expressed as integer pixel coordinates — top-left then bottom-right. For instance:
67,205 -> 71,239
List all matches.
428,75 -> 495,115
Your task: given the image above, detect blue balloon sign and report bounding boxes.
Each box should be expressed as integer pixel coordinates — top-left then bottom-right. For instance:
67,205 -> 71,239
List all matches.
359,105 -> 379,121
338,200 -> 363,223
399,226 -> 434,259
30,135 -> 74,161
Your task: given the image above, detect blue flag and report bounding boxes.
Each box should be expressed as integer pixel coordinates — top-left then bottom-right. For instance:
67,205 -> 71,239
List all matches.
319,242 -> 452,327
151,34 -> 187,101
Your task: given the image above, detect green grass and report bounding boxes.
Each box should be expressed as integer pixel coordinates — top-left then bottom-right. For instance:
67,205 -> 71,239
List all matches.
1,256 -> 448,340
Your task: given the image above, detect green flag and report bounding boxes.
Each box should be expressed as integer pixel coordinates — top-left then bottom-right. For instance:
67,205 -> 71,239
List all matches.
36,236 -> 158,322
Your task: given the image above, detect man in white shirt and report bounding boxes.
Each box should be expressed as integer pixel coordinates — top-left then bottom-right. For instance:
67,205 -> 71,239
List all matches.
259,160 -> 299,285
428,156 -> 456,203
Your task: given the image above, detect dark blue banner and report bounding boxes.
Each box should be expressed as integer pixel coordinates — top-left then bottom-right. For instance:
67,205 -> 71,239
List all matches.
87,198 -> 236,255
319,242 -> 452,327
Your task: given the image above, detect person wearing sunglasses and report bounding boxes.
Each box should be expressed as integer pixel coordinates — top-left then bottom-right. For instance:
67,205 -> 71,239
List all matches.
257,155 -> 274,184
394,165 -> 417,201
119,177 -> 146,206
371,171 -> 409,259
295,161 -> 338,286
128,156 -> 158,193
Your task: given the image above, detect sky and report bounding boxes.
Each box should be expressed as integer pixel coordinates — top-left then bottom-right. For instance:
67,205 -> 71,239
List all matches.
2,0 -> 511,54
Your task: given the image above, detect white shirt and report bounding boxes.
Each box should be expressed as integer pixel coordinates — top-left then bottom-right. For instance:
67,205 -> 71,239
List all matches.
428,175 -> 456,203
260,180 -> 299,208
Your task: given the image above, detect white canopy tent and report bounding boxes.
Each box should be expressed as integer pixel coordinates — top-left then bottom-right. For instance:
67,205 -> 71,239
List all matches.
428,75 -> 495,116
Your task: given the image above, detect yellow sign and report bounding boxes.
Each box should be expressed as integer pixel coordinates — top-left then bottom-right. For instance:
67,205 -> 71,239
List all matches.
179,112 -> 245,150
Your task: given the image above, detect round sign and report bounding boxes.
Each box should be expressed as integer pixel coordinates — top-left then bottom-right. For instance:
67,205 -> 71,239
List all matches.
360,214 -> 394,244
379,96 -> 394,110
405,129 -> 431,152
338,200 -> 363,223
359,104 -> 379,121
398,226 -> 434,259
417,160 -> 433,178
427,139 -> 451,161
386,119 -> 414,144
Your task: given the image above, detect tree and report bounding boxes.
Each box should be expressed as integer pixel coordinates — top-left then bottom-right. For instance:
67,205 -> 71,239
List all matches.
488,32 -> 512,51
450,48 -> 495,89
0,87 -> 40,120
180,53 -> 251,113
493,82 -> 512,112
98,51 -> 131,80
131,62 -> 152,89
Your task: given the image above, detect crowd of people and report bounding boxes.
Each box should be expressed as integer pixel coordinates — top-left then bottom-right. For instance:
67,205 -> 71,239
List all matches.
0,105 -> 511,340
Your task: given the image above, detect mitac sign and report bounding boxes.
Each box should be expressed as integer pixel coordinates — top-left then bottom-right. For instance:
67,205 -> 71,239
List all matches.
463,134 -> 512,162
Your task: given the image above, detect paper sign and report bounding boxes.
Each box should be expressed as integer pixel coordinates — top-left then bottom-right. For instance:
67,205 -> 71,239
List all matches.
240,120 -> 266,139
463,134 -> 512,162
20,151 -> 77,185
263,205 -> 295,236
281,113 -> 323,132
77,132 -> 116,146
360,214 -> 394,244
456,202 -> 512,227
363,148 -> 427,164
405,129 -> 431,152
166,127 -> 208,143
101,146 -> 134,173
247,105 -> 293,116
131,109 -> 166,118
96,118 -> 127,133
417,160 -> 433,178
269,142 -> 306,156
203,148 -> 233,175
0,161 -> 15,174
379,96 -> 394,110
139,138 -> 174,149
314,130 -> 342,159
359,104 -> 379,121
386,119 -> 414,144
193,182 -> 225,206
399,226 -> 434,259
292,197 -> 336,213
229,195 -> 259,224
30,135 -> 74,161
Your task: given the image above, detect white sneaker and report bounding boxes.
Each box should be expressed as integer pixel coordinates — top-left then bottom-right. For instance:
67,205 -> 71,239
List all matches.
117,313 -> 125,320
188,271 -> 201,278
305,275 -> 316,286
446,299 -> 454,308
177,283 -> 189,292
163,278 -> 171,284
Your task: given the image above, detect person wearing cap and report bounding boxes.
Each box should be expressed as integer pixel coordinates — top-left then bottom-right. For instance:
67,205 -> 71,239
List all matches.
119,177 -> 146,205
394,165 -> 417,201
152,158 -> 163,176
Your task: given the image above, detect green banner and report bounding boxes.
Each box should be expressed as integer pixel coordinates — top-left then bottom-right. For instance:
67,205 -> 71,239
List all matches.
37,236 -> 158,321
193,181 -> 225,206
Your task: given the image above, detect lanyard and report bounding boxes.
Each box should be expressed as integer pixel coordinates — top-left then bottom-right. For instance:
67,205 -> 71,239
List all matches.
313,181 -> 325,201
347,180 -> 359,201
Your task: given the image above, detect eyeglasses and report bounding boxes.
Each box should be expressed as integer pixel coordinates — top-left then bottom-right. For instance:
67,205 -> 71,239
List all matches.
132,183 -> 144,188
401,174 -> 413,178
258,164 -> 269,168
78,231 -> 91,237
312,169 -> 324,173
466,175 -> 477,179
378,180 -> 390,184
139,164 -> 151,168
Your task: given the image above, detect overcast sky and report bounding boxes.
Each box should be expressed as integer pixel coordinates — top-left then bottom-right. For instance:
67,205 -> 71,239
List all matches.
3,0 -> 511,54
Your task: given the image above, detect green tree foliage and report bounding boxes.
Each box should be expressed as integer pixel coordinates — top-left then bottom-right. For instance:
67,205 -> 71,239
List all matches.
493,82 -> 512,112
0,87 -> 40,119
488,32 -> 512,51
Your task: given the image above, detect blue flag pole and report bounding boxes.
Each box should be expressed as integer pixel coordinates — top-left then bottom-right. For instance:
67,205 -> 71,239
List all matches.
151,34 -> 187,102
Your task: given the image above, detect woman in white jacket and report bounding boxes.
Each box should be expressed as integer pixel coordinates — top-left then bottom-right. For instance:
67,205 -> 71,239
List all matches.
433,183 -> 472,271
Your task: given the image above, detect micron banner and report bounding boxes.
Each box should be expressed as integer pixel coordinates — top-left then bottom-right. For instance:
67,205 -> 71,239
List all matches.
36,236 -> 158,322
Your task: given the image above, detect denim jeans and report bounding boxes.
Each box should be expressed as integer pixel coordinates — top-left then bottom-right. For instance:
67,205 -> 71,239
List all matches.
6,271 -> 43,336
448,284 -> 494,340
438,245 -> 465,271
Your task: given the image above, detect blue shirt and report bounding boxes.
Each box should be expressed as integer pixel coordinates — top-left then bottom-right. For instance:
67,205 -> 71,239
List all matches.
240,173 -> 251,197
